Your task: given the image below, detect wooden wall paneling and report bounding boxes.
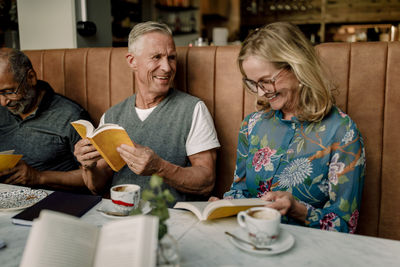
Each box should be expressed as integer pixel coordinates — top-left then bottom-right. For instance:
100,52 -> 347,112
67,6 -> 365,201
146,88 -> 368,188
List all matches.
325,0 -> 400,23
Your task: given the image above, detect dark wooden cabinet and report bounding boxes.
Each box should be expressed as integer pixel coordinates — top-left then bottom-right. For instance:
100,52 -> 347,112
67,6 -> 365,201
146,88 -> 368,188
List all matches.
154,3 -> 199,35
111,0 -> 143,47
240,0 -> 400,43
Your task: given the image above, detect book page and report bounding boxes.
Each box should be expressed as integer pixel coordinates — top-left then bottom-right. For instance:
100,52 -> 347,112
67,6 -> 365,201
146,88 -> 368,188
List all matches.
0,150 -> 15,154
20,210 -> 100,267
206,198 -> 267,220
173,201 -> 209,220
71,120 -> 95,139
93,123 -> 125,135
174,198 -> 268,221
94,215 -> 158,267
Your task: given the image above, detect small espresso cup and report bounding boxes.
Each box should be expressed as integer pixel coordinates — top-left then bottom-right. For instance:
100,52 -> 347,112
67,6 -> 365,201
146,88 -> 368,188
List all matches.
110,184 -> 141,214
237,207 -> 281,247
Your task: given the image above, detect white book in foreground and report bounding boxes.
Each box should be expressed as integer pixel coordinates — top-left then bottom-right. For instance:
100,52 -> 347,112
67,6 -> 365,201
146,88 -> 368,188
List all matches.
20,210 -> 158,267
173,198 -> 268,221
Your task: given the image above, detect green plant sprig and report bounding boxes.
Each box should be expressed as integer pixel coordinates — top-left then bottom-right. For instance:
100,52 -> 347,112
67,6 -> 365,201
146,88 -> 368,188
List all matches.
129,174 -> 175,240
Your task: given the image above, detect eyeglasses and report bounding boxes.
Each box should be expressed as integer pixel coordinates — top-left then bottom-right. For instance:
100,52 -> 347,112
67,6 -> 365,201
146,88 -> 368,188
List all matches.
243,68 -> 286,94
0,71 -> 28,98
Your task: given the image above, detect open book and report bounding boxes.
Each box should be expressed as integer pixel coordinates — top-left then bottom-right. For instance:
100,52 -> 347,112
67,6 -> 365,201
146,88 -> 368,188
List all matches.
71,120 -> 134,171
20,210 -> 159,267
0,150 -> 22,171
173,198 -> 267,221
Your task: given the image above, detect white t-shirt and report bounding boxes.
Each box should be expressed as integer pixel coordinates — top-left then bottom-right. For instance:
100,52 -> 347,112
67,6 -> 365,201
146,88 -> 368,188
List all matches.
100,101 -> 220,156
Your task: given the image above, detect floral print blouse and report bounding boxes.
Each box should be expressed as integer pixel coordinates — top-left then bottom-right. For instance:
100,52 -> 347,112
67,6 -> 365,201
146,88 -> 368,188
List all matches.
224,106 -> 365,233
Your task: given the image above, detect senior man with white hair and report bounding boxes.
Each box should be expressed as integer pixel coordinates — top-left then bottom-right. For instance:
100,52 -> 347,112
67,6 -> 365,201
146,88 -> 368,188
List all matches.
74,21 -> 220,203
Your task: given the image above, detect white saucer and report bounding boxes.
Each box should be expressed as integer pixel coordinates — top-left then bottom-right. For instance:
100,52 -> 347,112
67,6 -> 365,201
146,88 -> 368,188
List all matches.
226,227 -> 295,255
97,199 -> 151,219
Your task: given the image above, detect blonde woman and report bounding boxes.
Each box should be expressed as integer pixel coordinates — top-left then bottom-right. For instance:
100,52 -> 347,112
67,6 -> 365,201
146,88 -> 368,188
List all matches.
223,22 -> 365,233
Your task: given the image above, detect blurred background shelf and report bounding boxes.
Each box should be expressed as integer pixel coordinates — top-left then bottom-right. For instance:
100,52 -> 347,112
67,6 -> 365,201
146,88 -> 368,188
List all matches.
2,0 -> 400,49
154,1 -> 200,45
155,4 -> 198,12
240,0 -> 400,43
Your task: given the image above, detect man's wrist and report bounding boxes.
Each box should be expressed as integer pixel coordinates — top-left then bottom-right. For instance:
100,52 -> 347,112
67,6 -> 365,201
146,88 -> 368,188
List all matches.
37,171 -> 45,185
155,159 -> 166,176
81,161 -> 97,171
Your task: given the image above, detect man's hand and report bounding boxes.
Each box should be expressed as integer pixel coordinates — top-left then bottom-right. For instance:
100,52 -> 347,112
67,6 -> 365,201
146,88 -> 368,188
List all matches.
117,143 -> 162,176
0,160 -> 41,185
74,139 -> 102,169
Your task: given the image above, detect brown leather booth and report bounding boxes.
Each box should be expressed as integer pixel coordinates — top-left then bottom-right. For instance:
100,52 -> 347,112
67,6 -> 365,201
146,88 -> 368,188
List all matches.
25,42 -> 400,240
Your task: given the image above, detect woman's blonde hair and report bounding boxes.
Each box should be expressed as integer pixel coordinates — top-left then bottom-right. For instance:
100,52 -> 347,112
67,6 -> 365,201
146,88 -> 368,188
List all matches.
238,22 -> 335,122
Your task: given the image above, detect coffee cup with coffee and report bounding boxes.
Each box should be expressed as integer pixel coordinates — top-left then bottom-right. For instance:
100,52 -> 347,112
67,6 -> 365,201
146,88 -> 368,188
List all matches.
237,207 -> 281,247
110,184 -> 141,214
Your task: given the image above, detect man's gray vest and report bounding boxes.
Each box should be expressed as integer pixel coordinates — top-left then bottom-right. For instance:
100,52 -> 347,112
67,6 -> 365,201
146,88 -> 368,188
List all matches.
104,89 -> 201,204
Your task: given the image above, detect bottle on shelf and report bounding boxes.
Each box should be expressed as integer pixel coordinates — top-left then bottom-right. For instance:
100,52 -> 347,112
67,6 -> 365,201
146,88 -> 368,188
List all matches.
189,13 -> 196,33
174,15 -> 181,33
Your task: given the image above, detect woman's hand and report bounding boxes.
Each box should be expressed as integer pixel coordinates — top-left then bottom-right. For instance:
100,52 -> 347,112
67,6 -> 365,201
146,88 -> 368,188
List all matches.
261,191 -> 307,222
208,196 -> 220,202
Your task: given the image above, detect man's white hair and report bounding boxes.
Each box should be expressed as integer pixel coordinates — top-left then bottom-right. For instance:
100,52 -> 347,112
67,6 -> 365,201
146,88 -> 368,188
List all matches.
128,21 -> 173,54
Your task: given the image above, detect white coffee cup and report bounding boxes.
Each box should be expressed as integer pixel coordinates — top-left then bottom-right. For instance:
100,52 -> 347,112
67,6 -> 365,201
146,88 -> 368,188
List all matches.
110,184 -> 141,214
237,207 -> 281,247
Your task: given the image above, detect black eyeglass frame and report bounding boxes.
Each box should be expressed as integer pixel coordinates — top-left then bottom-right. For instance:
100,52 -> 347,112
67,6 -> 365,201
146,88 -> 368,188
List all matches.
0,70 -> 29,97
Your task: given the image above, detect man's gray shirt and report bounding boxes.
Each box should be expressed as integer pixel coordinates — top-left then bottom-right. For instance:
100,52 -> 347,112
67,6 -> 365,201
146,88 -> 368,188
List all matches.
0,80 -> 90,172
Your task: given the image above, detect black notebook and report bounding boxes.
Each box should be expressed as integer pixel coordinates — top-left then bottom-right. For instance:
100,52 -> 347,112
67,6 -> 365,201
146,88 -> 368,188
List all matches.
11,191 -> 102,226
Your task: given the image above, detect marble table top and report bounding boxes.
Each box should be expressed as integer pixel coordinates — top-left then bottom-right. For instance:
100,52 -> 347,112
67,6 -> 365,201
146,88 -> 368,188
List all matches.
1,183 -> 400,267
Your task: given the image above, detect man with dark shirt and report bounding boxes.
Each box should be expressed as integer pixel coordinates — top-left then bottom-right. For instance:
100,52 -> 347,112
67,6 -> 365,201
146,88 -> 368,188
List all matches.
0,48 -> 90,191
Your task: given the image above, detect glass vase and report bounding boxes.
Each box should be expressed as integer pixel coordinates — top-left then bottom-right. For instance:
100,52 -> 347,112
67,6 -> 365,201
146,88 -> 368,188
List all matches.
157,233 -> 180,267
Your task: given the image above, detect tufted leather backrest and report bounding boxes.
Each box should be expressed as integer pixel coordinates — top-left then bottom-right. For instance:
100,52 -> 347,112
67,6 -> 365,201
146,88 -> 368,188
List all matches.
25,42 -> 400,240
316,42 -> 400,241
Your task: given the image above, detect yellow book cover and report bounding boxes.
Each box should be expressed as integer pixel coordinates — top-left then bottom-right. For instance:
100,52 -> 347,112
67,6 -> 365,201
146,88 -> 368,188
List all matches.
0,150 -> 23,171
71,120 -> 134,172
173,198 -> 268,221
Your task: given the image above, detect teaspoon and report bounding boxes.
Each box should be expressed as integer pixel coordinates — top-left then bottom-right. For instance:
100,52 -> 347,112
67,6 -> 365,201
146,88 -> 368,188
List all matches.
225,231 -> 272,251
